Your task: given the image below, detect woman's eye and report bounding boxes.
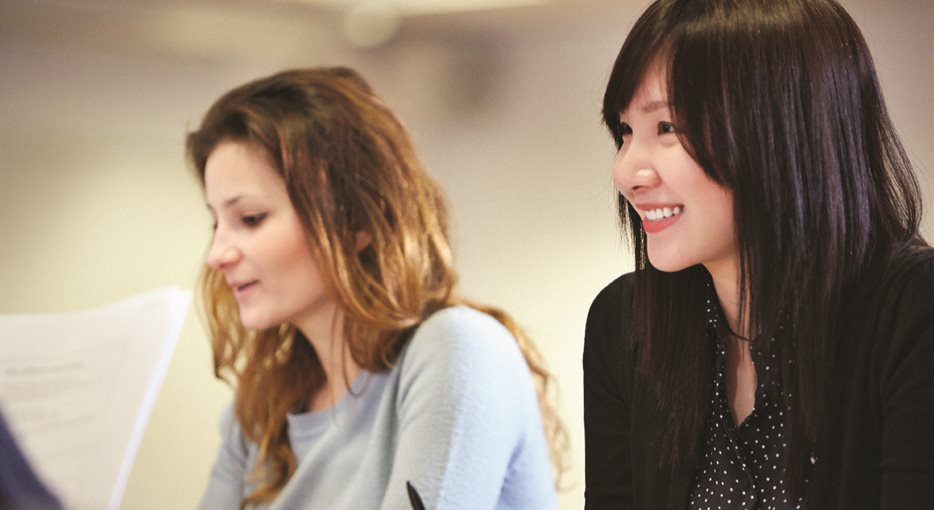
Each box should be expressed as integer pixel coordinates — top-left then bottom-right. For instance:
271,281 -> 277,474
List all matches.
241,213 -> 267,227
658,121 -> 677,134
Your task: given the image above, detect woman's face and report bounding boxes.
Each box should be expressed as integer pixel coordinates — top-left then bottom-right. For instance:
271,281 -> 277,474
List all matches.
612,62 -> 738,278
204,140 -> 336,332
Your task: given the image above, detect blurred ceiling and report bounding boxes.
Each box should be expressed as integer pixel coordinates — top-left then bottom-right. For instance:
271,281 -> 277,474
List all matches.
285,0 -> 553,15
1,0 -> 635,59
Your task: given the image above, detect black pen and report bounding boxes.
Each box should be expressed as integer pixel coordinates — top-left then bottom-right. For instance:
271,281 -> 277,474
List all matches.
406,481 -> 426,510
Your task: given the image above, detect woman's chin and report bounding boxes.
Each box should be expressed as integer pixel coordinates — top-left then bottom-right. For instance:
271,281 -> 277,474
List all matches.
238,313 -> 274,332
647,258 -> 690,273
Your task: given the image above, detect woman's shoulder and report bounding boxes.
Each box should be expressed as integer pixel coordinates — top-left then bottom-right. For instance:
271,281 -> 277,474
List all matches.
212,401 -> 255,462
396,306 -> 528,385
880,245 -> 934,313
856,245 -> 934,303
885,245 -> 934,278
847,246 -> 934,346
395,305 -> 536,408
586,272 -> 636,342
583,273 -> 639,380
407,305 -> 518,359
589,272 -> 635,315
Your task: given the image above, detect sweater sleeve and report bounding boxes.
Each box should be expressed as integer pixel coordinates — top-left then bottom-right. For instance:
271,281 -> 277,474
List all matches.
877,254 -> 934,509
380,306 -> 556,510
198,403 -> 248,510
583,275 -> 634,509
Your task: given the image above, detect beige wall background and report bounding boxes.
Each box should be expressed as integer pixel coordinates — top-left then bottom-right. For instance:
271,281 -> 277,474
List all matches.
1,0 -> 931,508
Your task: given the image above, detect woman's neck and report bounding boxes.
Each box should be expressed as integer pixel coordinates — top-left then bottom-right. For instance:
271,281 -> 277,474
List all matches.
706,261 -> 757,426
294,305 -> 362,412
705,260 -> 747,338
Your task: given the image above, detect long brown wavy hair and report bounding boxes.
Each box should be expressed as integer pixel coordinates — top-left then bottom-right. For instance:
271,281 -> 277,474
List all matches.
187,67 -> 568,506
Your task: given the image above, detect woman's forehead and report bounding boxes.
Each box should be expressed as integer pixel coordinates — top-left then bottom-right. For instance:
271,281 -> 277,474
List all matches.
621,64 -> 669,117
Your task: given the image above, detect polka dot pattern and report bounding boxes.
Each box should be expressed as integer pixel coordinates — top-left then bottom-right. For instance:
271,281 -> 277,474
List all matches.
688,283 -> 810,510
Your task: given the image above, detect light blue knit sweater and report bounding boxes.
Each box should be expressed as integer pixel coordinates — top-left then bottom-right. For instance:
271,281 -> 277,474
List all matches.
198,306 -> 557,509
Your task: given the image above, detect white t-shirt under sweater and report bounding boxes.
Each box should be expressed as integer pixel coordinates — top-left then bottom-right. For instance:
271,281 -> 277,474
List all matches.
198,306 -> 557,509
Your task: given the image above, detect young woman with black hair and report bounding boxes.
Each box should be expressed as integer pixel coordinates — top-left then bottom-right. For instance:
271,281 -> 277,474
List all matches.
583,1 -> 933,508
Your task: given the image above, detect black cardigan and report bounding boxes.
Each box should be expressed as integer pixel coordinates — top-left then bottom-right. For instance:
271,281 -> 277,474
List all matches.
583,247 -> 934,509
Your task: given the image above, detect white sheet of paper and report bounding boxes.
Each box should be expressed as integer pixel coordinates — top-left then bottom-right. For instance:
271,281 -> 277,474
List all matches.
0,287 -> 191,510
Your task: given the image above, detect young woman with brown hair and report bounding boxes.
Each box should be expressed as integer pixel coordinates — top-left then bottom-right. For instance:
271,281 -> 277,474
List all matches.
189,67 -> 566,509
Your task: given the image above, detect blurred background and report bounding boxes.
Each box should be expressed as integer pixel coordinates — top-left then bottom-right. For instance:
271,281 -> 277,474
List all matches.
1,0 -> 931,508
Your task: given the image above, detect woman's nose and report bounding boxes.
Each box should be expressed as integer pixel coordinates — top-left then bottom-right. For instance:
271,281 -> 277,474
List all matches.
612,144 -> 660,194
206,228 -> 240,271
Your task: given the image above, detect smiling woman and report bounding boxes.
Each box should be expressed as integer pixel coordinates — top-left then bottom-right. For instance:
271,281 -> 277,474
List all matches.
187,67 -> 567,509
611,59 -> 735,277
584,0 -> 934,509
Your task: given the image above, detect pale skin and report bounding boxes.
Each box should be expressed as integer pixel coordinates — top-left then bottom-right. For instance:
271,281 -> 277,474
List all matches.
204,140 -> 362,413
298,312 -> 362,413
294,236 -> 372,413
613,60 -> 756,427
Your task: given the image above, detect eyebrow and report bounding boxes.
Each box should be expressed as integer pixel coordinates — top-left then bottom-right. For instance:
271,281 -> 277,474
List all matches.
206,195 -> 260,213
639,100 -> 670,114
224,196 -> 249,207
620,100 -> 670,119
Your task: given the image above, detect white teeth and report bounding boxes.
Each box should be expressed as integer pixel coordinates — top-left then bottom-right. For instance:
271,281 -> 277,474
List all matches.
645,206 -> 683,221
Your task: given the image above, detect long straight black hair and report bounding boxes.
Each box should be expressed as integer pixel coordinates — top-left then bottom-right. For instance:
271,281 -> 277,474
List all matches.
603,0 -> 926,493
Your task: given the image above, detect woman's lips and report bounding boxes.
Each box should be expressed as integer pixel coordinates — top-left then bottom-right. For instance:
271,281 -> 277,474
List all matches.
231,280 -> 258,299
638,204 -> 684,234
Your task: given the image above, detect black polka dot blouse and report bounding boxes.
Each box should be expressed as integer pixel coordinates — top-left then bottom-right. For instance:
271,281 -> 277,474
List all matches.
688,283 -> 811,510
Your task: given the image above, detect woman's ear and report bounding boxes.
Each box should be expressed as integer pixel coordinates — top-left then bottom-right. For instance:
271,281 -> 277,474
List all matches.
354,231 -> 372,252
